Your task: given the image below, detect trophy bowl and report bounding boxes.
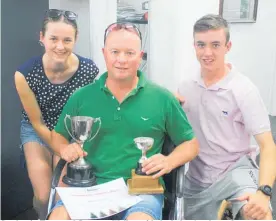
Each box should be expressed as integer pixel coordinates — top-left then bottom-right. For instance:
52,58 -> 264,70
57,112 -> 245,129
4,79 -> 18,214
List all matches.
134,137 -> 154,175
127,136 -> 164,194
62,115 -> 101,187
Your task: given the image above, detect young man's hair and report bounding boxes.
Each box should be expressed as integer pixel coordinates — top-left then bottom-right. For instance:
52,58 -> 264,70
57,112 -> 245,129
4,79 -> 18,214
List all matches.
193,14 -> 230,44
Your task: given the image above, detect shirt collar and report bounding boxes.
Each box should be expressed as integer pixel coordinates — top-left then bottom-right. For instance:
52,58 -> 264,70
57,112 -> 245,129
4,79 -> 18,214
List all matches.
193,63 -> 236,90
99,70 -> 147,90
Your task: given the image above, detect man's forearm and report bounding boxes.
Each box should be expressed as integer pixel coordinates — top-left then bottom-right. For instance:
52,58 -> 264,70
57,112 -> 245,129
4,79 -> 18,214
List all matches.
167,138 -> 199,170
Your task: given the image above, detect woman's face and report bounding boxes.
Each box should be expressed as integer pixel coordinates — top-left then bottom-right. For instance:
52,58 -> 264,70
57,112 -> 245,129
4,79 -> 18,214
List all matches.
40,21 -> 77,64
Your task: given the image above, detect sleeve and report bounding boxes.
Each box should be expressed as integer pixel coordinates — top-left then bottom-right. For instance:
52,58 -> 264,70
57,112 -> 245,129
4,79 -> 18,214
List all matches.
54,91 -> 81,140
16,56 -> 39,76
238,87 -> 271,135
165,95 -> 195,145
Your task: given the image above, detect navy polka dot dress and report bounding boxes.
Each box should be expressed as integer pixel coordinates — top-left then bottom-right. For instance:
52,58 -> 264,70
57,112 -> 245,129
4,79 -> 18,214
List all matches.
17,54 -> 99,130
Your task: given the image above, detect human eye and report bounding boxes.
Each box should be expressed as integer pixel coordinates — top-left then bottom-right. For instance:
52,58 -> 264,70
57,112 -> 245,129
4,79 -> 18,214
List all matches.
197,43 -> 205,48
126,51 -> 135,56
64,38 -> 72,43
213,43 -> 220,48
111,50 -> 118,54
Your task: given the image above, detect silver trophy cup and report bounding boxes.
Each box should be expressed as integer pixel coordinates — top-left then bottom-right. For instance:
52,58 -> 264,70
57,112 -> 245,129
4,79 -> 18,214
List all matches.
63,115 -> 101,187
134,137 -> 154,175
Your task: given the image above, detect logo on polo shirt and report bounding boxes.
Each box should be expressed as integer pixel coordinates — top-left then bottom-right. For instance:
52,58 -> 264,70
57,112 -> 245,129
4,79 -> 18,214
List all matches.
222,110 -> 228,116
141,117 -> 149,121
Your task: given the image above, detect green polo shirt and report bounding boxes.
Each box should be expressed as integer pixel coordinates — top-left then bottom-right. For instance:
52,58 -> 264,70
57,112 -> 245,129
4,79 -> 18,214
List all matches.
54,71 -> 194,185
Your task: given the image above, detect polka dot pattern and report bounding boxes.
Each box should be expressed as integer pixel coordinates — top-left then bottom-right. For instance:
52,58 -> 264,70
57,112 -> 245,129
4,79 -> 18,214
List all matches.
22,57 -> 99,130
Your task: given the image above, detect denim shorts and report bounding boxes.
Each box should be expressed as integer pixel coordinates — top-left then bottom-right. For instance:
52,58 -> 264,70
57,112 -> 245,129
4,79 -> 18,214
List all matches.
49,194 -> 164,220
20,120 -> 52,167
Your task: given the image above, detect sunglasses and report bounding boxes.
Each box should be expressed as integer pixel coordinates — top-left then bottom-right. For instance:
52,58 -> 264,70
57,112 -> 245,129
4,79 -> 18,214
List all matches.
45,9 -> 78,21
104,22 -> 142,44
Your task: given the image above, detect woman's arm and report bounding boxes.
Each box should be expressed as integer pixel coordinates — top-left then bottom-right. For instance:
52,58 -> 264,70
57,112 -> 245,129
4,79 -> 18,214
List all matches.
14,71 -> 52,146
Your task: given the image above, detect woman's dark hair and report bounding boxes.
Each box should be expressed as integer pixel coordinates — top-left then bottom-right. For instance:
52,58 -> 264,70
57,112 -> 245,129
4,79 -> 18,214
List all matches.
41,10 -> 78,38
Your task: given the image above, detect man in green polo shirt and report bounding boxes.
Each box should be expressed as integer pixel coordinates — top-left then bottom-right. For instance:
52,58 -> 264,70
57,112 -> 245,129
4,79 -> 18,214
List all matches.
48,22 -> 199,220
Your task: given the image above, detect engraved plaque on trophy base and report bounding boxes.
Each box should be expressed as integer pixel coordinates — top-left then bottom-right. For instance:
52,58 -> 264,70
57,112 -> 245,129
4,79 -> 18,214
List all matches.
127,169 -> 164,195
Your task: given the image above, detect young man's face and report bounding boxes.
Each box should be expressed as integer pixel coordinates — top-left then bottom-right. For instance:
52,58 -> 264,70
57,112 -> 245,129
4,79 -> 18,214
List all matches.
194,28 -> 231,73
102,29 -> 143,82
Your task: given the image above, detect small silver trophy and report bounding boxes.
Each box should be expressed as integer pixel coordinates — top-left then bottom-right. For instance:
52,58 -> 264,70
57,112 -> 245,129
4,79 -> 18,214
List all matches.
63,115 -> 101,187
134,137 -> 154,175
127,137 -> 163,194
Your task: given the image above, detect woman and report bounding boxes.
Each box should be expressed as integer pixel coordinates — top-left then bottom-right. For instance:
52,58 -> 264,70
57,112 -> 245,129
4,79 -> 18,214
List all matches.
14,9 -> 99,219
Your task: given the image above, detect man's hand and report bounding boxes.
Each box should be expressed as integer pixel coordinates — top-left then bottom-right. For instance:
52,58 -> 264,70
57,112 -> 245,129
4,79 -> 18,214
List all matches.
59,143 -> 87,162
237,191 -> 271,220
142,154 -> 173,179
174,92 -> 185,104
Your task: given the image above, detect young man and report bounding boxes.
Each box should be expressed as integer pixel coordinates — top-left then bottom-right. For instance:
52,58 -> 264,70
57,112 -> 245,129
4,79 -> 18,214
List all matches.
178,14 -> 276,220
48,22 -> 199,220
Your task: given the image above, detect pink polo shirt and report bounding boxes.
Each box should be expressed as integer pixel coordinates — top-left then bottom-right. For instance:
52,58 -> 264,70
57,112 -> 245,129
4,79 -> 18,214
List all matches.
178,65 -> 271,186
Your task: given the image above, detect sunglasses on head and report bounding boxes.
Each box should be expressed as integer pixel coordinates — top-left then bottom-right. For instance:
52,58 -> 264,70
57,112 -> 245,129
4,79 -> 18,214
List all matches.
104,22 -> 142,44
45,9 -> 78,21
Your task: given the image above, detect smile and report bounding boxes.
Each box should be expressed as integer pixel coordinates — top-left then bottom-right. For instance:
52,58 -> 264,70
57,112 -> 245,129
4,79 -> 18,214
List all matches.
203,59 -> 214,64
116,67 -> 128,70
54,52 -> 66,55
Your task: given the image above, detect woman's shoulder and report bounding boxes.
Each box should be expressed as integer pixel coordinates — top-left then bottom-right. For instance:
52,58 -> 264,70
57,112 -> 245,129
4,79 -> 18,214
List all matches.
16,55 -> 43,77
75,54 -> 99,76
76,54 -> 98,67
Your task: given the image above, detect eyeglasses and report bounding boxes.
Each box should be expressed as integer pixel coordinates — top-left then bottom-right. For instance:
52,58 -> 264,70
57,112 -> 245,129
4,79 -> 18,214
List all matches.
45,9 -> 78,21
104,22 -> 142,44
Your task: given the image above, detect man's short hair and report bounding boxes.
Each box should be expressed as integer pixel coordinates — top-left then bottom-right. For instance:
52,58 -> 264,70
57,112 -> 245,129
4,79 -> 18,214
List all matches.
193,14 -> 230,43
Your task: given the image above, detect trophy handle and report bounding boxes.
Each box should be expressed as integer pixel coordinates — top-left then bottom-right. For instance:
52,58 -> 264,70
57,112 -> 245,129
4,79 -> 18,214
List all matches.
64,114 -> 78,143
87,117 -> 101,142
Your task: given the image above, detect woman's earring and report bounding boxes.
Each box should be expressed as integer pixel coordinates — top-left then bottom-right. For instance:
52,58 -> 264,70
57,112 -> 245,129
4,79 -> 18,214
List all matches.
39,40 -> 44,47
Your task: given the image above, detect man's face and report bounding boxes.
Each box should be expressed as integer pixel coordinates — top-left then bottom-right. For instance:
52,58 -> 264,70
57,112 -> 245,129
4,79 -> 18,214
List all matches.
194,28 -> 231,73
102,29 -> 143,82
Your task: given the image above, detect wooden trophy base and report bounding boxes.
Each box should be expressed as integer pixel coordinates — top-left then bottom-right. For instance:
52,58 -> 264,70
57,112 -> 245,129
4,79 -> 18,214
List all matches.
127,169 -> 164,195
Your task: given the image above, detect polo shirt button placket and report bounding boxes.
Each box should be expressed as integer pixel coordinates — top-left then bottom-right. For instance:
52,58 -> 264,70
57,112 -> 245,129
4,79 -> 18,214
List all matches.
204,89 -> 209,106
114,106 -> 122,121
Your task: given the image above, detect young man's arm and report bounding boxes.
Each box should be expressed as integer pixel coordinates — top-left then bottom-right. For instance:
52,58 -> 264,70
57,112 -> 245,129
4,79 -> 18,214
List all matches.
236,87 -> 276,219
239,88 -> 276,186
255,132 -> 276,189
